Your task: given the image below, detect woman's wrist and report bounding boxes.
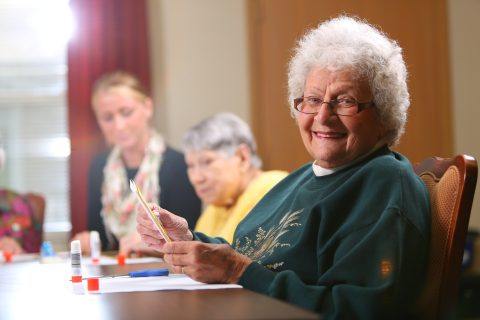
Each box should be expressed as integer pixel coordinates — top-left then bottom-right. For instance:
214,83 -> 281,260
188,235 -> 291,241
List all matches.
227,253 -> 252,284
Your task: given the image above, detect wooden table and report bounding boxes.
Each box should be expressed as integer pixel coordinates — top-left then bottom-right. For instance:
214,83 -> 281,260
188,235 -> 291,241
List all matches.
0,258 -> 318,319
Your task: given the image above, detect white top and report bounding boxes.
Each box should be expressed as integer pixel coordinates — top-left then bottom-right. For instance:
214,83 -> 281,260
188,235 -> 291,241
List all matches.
312,141 -> 388,177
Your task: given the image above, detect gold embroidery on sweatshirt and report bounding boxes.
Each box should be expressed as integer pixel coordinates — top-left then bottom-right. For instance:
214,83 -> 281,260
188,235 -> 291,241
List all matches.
234,209 -> 303,266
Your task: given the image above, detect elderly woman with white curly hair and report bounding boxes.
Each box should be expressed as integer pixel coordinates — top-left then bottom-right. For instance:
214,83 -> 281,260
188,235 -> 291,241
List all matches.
136,16 -> 430,318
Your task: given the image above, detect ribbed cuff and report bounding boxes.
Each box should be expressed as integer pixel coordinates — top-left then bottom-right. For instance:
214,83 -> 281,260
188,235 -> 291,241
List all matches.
238,262 -> 276,294
192,230 -> 202,241
192,231 -> 229,244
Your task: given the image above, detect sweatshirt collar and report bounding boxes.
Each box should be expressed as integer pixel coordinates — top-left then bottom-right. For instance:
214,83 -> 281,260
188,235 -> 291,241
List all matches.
312,139 -> 389,177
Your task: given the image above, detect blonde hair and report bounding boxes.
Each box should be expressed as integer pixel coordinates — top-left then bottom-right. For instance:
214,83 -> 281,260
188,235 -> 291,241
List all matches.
91,71 -> 149,107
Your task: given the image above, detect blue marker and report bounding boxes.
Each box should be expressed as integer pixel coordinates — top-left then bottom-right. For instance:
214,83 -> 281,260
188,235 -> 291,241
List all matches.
103,268 -> 169,279
128,268 -> 169,277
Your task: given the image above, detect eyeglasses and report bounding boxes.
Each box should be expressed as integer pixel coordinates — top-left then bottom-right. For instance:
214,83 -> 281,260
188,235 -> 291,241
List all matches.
293,96 -> 375,116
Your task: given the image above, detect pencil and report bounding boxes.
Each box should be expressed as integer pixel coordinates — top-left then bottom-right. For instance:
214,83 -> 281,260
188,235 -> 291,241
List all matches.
129,179 -> 172,242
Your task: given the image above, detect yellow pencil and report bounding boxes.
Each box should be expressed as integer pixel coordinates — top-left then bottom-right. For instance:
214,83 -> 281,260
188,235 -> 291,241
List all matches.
129,179 -> 172,242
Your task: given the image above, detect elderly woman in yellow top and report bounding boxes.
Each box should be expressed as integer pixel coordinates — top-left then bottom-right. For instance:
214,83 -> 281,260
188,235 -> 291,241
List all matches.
184,113 -> 287,243
136,16 -> 430,318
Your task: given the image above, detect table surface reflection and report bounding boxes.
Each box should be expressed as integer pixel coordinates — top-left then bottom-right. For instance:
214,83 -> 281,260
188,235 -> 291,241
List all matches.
0,258 -> 318,319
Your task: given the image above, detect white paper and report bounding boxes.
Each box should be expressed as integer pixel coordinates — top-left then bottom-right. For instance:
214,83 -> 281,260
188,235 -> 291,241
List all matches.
0,252 -> 163,265
0,252 -> 39,263
84,256 -> 164,266
76,274 -> 242,294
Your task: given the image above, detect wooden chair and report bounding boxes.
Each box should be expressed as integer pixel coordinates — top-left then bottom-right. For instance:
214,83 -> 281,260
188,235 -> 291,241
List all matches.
414,155 -> 478,319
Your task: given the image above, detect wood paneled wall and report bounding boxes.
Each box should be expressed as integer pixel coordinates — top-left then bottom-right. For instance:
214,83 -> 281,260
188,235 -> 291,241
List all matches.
248,0 -> 452,171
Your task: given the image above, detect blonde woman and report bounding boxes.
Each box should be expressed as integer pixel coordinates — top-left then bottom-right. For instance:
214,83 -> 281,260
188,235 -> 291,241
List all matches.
73,71 -> 201,256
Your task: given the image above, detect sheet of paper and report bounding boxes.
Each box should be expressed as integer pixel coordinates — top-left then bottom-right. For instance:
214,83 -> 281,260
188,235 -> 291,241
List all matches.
0,252 -> 163,265
84,256 -> 164,266
0,251 -> 163,266
0,252 -> 39,263
73,274 -> 242,294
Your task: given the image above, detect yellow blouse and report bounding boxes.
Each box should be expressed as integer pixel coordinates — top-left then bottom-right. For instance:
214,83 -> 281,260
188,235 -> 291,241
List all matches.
194,170 -> 288,243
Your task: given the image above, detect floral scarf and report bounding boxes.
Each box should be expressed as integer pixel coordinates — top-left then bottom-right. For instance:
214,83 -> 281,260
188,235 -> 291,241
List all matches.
101,131 -> 165,241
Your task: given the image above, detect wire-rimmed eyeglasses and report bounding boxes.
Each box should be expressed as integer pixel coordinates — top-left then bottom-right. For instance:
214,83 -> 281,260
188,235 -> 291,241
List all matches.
293,96 -> 375,116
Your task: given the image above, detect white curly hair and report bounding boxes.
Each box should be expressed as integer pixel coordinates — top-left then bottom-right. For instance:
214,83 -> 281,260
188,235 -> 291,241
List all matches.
288,16 -> 410,145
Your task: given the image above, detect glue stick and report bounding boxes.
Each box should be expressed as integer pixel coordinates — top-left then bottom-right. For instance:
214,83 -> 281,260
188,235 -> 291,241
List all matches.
71,240 -> 82,283
90,231 -> 101,264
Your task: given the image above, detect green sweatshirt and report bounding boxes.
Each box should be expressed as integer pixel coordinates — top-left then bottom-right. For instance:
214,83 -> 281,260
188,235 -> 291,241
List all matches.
194,147 -> 430,318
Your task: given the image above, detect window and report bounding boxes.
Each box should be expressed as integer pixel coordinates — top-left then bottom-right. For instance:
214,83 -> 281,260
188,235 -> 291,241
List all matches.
0,0 -> 74,234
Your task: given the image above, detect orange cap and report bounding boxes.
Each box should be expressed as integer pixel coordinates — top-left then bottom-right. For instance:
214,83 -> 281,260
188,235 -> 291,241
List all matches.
71,275 -> 82,283
87,277 -> 99,292
3,251 -> 13,263
117,254 -> 126,266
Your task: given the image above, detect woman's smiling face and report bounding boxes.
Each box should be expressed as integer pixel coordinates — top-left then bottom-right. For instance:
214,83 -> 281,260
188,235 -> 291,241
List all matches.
296,67 -> 385,168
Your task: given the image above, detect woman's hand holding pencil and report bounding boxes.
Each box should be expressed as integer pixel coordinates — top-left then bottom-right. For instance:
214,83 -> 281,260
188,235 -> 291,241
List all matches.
136,203 -> 193,251
136,203 -> 252,282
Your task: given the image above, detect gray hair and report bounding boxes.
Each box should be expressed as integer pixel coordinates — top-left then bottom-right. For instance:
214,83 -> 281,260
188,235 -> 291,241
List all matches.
182,113 -> 262,168
288,16 -> 409,145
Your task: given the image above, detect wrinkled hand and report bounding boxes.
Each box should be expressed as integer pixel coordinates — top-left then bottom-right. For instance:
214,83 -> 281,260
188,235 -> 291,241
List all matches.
162,241 -> 252,284
71,231 -> 91,255
136,204 -> 192,251
0,236 -> 24,255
